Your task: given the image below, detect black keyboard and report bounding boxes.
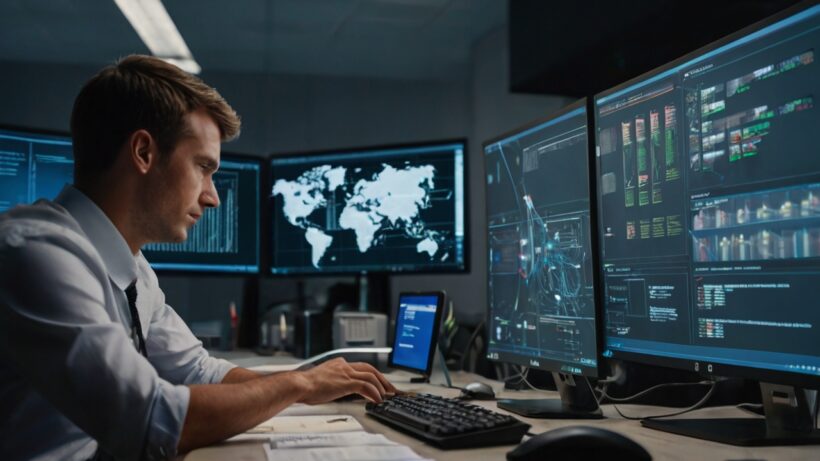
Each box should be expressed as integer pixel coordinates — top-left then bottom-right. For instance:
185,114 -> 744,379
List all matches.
365,393 -> 530,449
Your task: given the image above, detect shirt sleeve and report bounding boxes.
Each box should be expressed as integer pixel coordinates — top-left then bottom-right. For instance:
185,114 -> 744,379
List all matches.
144,302 -> 238,385
135,254 -> 237,385
0,234 -> 188,461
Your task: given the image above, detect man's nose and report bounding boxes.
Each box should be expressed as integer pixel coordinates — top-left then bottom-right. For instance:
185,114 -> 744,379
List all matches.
202,177 -> 220,208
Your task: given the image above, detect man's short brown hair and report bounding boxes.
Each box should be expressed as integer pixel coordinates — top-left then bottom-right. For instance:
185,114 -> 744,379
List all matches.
70,54 -> 241,184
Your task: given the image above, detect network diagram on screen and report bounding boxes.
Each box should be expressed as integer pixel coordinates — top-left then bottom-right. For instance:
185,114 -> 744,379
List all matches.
484,108 -> 598,375
269,144 -> 465,274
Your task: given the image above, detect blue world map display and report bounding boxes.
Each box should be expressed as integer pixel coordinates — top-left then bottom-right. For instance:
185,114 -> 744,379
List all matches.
273,162 -> 448,268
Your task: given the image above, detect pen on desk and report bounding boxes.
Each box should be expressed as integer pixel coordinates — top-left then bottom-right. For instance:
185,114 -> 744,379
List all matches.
326,417 -> 348,423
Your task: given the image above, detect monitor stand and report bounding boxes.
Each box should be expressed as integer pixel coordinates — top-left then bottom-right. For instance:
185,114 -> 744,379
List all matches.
355,272 -> 390,313
409,344 -> 453,387
642,383 -> 820,446
497,372 -> 603,419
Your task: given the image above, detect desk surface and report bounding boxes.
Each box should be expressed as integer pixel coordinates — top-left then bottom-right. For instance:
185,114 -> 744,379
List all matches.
185,367 -> 817,461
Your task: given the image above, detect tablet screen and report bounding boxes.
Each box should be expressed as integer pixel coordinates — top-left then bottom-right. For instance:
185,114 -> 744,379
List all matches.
390,292 -> 443,374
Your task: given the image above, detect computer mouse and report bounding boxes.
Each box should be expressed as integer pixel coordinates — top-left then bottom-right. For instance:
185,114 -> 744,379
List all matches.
459,381 -> 496,400
506,425 -> 651,461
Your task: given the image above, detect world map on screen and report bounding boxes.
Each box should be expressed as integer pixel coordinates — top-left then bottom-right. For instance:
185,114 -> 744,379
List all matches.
272,163 -> 447,267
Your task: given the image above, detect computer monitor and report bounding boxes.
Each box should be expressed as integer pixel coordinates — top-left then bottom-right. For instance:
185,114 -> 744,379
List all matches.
0,127 -> 261,274
0,126 -> 73,212
268,140 -> 467,275
142,153 -> 262,273
483,99 -> 604,418
388,291 -> 445,379
593,2 -> 820,445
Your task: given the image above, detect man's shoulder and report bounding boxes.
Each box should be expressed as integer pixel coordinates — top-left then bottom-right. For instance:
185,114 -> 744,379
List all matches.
0,200 -> 89,254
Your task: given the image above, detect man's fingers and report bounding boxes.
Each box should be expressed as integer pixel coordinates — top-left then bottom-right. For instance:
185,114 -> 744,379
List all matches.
357,381 -> 382,403
350,369 -> 387,396
348,362 -> 397,393
301,358 -> 397,404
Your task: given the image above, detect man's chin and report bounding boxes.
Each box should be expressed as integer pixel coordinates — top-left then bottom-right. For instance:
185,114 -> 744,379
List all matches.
163,229 -> 188,243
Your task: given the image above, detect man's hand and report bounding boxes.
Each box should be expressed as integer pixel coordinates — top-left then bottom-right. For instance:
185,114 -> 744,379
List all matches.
296,358 -> 397,404
178,359 -> 397,453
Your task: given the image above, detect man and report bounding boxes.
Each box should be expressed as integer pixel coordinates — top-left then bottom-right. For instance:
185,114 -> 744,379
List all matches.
0,55 -> 396,460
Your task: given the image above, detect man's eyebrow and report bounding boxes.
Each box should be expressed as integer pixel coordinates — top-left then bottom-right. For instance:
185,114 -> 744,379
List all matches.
196,156 -> 219,172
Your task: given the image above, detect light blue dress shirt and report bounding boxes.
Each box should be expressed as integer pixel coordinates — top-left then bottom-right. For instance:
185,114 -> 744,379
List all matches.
0,186 -> 237,460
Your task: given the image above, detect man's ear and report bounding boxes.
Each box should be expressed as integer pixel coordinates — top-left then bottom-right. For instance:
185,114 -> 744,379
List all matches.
129,129 -> 158,174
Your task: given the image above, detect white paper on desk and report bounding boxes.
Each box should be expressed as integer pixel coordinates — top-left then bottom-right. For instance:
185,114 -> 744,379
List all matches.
269,431 -> 398,448
264,444 -> 423,461
225,433 -> 274,443
248,414 -> 363,434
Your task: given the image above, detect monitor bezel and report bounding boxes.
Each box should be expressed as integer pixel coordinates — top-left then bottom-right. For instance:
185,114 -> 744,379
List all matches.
591,0 -> 820,389
482,97 -> 605,379
145,151 -> 264,275
265,138 -> 470,277
0,124 -> 71,141
388,290 -> 446,376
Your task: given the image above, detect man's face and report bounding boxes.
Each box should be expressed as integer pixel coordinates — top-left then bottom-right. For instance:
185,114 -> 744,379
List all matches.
142,109 -> 221,243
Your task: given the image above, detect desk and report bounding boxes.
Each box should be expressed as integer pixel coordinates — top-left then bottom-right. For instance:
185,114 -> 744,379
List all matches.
185,368 -> 816,461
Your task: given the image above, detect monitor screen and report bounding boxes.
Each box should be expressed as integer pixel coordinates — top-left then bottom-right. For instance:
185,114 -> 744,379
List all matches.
142,154 -> 261,273
268,141 -> 467,275
0,127 -> 73,212
389,292 -> 444,374
593,4 -> 820,384
484,100 -> 600,378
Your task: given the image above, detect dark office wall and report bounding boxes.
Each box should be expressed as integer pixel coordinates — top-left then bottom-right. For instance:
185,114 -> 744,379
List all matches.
0,26 -> 567,338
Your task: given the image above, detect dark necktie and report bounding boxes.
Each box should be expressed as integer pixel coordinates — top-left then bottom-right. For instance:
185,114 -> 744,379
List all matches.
126,281 -> 148,358
89,282 -> 148,461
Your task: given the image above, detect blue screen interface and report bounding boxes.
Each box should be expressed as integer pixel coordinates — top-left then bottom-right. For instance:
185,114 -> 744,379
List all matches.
392,294 -> 440,372
142,155 -> 261,273
0,128 -> 73,212
484,105 -> 599,377
594,5 -> 820,377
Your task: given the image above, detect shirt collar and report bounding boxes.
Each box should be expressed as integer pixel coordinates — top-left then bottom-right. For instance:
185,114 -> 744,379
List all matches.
55,185 -> 138,290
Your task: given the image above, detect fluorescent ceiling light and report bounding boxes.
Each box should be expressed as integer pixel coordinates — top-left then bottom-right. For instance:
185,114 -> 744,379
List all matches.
114,0 -> 202,74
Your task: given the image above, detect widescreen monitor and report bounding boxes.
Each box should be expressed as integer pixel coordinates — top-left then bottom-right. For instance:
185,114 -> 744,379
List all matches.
268,141 -> 467,275
143,153 -> 261,273
0,127 -> 261,274
483,99 -> 603,418
593,2 -> 820,444
0,126 -> 73,212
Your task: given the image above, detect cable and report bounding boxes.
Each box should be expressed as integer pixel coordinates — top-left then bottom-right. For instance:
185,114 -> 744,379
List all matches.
458,320 -> 485,372
595,365 -> 624,385
813,389 -> 820,429
595,382 -> 610,404
600,380 -> 713,403
498,364 -> 529,387
613,381 -> 717,421
512,365 -> 562,393
508,364 -> 529,381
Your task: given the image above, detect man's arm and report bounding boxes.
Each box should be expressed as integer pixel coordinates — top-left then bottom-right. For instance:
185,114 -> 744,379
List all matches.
220,367 -> 263,383
178,358 -> 396,453
0,237 -> 188,460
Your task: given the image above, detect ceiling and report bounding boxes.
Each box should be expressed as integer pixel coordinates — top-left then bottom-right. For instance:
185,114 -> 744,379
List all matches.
0,0 -> 506,81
